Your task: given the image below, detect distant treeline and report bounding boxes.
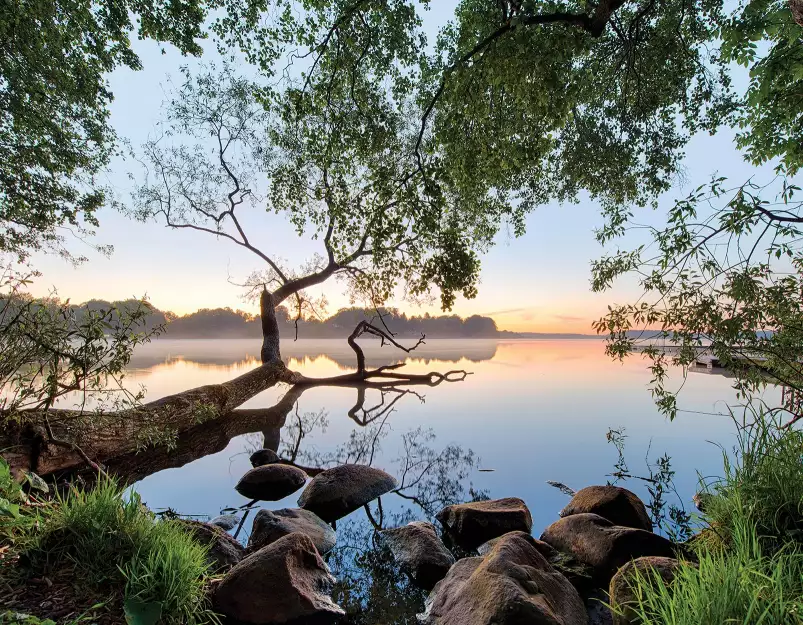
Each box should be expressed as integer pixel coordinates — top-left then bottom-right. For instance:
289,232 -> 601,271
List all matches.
70,301 -> 501,339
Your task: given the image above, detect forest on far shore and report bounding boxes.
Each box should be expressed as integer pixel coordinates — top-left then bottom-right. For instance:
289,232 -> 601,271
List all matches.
71,300 -> 505,339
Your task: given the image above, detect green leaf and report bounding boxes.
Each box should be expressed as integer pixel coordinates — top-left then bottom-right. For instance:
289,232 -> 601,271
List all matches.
0,498 -> 20,519
123,599 -> 162,625
23,472 -> 49,494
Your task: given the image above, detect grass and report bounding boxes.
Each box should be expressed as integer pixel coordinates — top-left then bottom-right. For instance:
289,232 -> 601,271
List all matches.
618,412 -> 803,625
703,414 -> 803,550
624,519 -> 803,624
0,464 -> 218,625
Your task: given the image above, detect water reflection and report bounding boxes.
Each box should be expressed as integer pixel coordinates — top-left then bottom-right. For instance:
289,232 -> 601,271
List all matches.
127,338 -> 500,371
126,339 -> 759,541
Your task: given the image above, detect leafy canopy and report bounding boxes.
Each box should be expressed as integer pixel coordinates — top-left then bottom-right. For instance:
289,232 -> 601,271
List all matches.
0,0 -> 216,262
131,0 -> 733,314
592,3 -> 803,419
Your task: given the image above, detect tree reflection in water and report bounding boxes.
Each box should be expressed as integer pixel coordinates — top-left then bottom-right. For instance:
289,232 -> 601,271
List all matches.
242,387 -> 486,624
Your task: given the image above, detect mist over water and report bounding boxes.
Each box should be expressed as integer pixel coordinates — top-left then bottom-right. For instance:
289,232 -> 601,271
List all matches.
122,338 -> 772,537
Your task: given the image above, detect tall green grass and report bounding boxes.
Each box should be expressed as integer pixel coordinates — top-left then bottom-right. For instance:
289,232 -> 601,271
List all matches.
624,519 -> 803,624
14,478 -> 217,625
703,412 -> 803,551
620,412 -> 803,624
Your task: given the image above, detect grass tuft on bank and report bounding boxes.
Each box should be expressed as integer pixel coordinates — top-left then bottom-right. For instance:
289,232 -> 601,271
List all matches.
0,464 -> 218,624
621,414 -> 803,625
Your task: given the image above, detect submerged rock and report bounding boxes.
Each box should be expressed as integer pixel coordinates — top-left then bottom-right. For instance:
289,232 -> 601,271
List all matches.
297,464 -> 397,523
381,521 -> 455,591
609,556 -> 687,625
250,448 -> 280,467
214,532 -> 344,625
177,519 -> 244,573
419,531 -> 586,625
209,514 -> 241,531
248,508 -> 336,555
541,513 -> 677,582
436,498 -> 532,550
560,486 -> 652,531
235,464 -> 308,501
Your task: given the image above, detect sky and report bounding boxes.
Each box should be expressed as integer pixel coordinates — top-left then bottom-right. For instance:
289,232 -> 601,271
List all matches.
26,3 -> 770,334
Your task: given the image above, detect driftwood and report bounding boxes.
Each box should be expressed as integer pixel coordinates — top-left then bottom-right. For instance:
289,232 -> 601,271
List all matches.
1,322 -> 469,477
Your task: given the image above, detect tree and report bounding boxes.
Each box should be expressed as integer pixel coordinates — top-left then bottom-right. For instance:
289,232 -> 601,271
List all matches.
0,0 -> 224,262
418,0 -> 729,222
591,4 -> 803,420
131,64 -> 491,364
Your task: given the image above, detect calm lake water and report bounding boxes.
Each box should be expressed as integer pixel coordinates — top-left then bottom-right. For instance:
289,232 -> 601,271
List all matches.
120,338 -> 772,539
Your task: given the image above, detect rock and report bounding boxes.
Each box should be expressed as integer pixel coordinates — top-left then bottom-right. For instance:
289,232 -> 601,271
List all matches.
560,486 -> 652,532
209,514 -> 241,531
236,464 -> 308,501
436,498 -> 532,550
586,589 -> 614,625
478,533 -> 557,559
248,508 -> 336,556
297,464 -> 398,523
419,531 -> 587,625
177,519 -> 245,573
609,556 -> 686,625
381,521 -> 455,591
479,533 -> 593,595
214,532 -> 344,625
540,513 -> 677,582
250,448 -> 280,467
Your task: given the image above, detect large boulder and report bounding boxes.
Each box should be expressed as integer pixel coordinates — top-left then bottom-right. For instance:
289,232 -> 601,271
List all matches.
250,448 -> 281,467
248,508 -> 337,556
236,464 -> 308,501
609,556 -> 686,625
560,486 -> 652,532
419,531 -> 587,625
436,498 -> 533,550
381,521 -> 455,591
297,464 -> 398,523
479,533 -> 593,595
177,519 -> 245,573
214,532 -> 344,625
540,513 -> 677,582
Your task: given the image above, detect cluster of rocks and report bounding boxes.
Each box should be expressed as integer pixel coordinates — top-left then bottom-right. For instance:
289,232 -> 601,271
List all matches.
201,451 -> 400,624
191,455 -> 693,625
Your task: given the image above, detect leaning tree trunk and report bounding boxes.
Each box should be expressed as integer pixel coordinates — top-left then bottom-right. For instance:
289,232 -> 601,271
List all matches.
792,0 -> 803,26
260,289 -> 282,364
1,362 -> 295,476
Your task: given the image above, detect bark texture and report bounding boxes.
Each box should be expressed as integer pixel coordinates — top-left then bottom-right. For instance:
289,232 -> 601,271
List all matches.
260,289 -> 282,364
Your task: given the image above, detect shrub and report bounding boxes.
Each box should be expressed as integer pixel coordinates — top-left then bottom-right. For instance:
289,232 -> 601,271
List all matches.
13,477 -> 216,625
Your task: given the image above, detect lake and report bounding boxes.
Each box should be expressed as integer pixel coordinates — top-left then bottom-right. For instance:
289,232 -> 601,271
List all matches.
119,338 -> 768,539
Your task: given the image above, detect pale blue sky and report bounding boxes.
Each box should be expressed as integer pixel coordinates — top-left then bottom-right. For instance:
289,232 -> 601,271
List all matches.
27,3 -> 771,332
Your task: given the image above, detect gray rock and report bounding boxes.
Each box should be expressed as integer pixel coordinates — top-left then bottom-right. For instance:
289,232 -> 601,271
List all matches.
236,464 -> 308,501
214,532 -> 344,625
381,521 -> 455,591
248,508 -> 336,555
560,486 -> 652,531
213,533 -> 344,625
209,514 -> 241,531
541,513 -> 678,582
436,498 -> 533,550
297,464 -> 397,523
419,531 -> 587,625
609,556 -> 688,625
250,448 -> 280,467
177,519 -> 244,573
